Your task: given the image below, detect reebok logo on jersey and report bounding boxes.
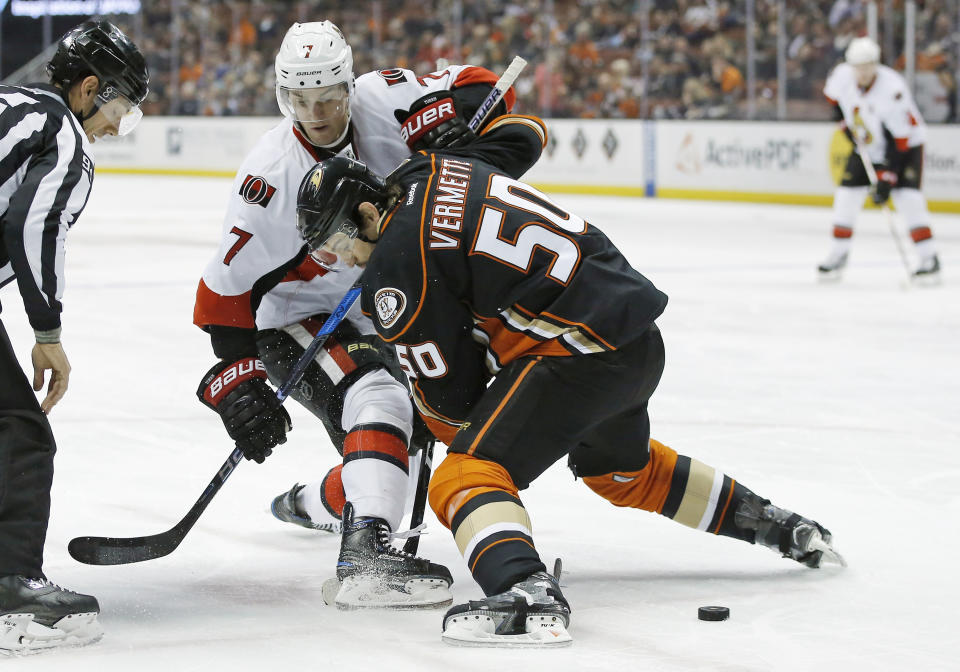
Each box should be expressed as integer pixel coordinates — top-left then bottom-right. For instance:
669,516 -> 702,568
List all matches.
240,174 -> 277,208
375,288 -> 406,329
405,182 -> 418,205
377,68 -> 408,86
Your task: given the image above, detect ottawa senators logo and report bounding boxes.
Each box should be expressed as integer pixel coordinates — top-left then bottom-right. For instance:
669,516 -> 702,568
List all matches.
377,68 -> 408,86
239,175 -> 277,207
375,288 -> 406,328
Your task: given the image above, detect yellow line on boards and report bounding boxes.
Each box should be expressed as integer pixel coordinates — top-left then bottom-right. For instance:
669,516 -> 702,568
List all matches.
95,167 -> 237,178
92,170 -> 960,213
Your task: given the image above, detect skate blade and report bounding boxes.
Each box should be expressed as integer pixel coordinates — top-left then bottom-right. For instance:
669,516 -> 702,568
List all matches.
326,576 -> 452,610
809,537 -> 847,567
442,614 -> 572,648
910,272 -> 942,288
1,612 -> 102,656
816,270 -> 844,283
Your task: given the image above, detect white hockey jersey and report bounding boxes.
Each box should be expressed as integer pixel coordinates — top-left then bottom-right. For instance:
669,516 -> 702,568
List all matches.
195,65 -> 508,335
823,63 -> 926,164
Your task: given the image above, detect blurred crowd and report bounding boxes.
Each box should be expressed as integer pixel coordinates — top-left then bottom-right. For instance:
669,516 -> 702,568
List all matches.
110,0 -> 958,121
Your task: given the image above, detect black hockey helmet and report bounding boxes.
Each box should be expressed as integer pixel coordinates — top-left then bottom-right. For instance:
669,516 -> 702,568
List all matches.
296,156 -> 388,252
47,20 -> 149,109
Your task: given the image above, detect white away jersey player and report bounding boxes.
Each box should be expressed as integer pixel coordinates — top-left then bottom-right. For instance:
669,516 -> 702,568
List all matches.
195,65 -> 507,333
824,63 -> 927,164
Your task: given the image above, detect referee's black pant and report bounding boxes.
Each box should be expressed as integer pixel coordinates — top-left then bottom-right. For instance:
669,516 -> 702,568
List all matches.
0,318 -> 55,578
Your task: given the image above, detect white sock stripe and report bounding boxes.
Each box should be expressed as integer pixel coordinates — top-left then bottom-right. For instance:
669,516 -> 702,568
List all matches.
461,521 -> 533,562
696,470 -> 726,531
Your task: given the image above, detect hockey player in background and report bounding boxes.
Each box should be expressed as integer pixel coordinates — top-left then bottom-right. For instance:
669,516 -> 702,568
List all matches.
294,96 -> 846,647
819,36 -> 941,280
193,21 -> 514,608
0,21 -> 148,654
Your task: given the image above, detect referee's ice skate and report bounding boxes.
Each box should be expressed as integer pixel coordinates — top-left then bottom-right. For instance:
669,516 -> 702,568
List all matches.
441,571 -> 571,648
0,576 -> 102,656
324,503 -> 452,609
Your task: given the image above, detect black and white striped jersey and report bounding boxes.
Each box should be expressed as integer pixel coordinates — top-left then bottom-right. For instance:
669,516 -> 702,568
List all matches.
0,83 -> 94,332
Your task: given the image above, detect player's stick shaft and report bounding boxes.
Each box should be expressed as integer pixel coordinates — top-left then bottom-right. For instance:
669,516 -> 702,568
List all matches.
845,119 -> 913,280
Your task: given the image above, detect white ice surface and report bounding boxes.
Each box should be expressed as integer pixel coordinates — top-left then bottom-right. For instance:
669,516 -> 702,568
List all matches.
2,175 -> 958,671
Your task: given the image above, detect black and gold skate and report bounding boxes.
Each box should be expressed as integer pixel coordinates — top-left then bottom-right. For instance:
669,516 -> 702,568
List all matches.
442,571 -> 572,647
736,495 -> 846,567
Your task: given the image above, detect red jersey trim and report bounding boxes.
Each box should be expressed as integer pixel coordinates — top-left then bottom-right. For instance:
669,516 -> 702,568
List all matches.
292,125 -> 325,162
194,279 -> 255,329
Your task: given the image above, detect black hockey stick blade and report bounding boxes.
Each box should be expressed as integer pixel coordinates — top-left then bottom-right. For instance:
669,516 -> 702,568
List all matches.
68,448 -> 244,565
68,531 -> 183,566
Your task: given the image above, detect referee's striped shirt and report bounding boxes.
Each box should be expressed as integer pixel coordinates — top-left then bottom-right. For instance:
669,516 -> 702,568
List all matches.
1,83 -> 93,333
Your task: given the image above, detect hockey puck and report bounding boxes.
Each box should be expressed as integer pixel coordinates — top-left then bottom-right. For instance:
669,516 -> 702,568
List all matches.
698,606 -> 730,621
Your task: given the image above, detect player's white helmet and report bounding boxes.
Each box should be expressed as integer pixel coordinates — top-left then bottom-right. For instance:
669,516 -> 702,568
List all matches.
845,37 -> 881,65
275,21 -> 354,146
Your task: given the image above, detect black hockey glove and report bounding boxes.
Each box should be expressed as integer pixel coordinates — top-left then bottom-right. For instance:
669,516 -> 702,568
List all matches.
395,90 -> 476,152
871,166 -> 898,205
197,358 -> 291,463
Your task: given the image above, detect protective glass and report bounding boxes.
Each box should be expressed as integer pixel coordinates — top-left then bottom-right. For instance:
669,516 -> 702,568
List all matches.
94,86 -> 143,135
277,83 -> 349,123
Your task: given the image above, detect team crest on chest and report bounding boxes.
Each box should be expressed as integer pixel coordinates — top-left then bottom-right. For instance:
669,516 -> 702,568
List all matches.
239,174 -> 277,207
377,68 -> 408,86
375,288 -> 406,328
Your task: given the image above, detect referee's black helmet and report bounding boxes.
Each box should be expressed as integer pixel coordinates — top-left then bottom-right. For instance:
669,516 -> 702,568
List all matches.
47,20 -> 149,106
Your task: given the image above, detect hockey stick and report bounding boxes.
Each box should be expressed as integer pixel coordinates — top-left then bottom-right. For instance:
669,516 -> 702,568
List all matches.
468,56 -> 526,132
67,60 -> 529,567
846,126 -> 913,281
67,286 -> 362,566
402,439 -> 434,555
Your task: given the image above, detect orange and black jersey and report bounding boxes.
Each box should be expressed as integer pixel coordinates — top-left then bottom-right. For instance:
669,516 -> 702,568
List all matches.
360,115 -> 668,443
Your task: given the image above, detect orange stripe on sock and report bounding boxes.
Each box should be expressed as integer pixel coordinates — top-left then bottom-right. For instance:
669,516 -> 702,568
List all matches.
469,536 -> 536,573
428,453 -> 520,529
712,479 -> 736,535
910,226 -> 932,243
832,225 -> 853,239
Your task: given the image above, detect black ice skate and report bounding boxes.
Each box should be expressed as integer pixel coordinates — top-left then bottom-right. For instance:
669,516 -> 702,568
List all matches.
324,502 -> 452,609
817,250 -> 849,278
912,254 -> 941,283
270,483 -> 341,533
736,495 -> 846,567
0,576 -> 102,656
442,571 -> 572,648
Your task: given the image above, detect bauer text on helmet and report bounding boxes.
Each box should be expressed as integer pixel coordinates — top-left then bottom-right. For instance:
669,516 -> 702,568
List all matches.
275,21 -> 355,148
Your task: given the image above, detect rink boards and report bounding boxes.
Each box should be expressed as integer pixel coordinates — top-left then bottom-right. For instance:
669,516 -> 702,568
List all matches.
92,116 -> 960,213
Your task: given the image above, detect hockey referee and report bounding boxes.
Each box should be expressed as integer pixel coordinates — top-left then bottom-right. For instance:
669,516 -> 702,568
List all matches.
0,20 -> 148,655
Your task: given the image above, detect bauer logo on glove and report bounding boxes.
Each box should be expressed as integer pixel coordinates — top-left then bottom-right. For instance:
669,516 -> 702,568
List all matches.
197,357 -> 291,463
399,95 -> 457,146
395,90 -> 476,152
202,357 -> 268,403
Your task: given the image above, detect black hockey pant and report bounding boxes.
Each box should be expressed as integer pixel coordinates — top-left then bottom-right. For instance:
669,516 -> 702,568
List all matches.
0,319 -> 55,578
